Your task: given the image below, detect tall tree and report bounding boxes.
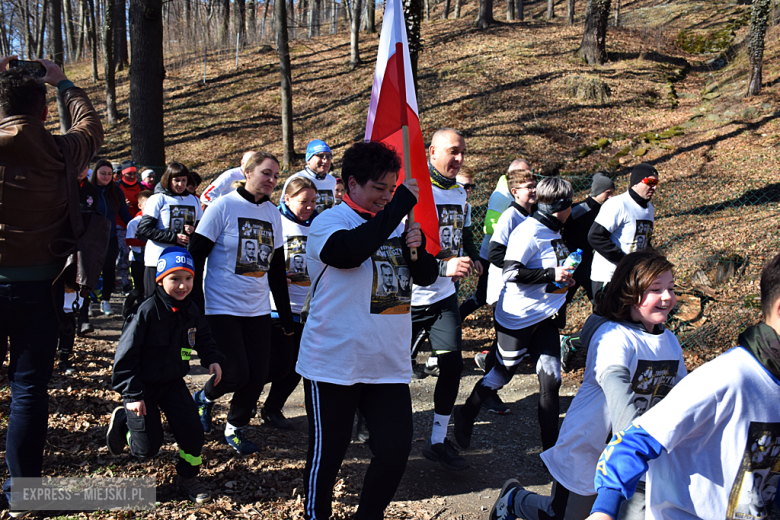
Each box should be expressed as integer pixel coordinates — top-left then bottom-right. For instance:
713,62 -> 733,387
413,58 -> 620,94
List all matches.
516,0 -> 523,19
219,0 -> 230,44
442,0 -> 450,18
129,0 -> 165,167
612,0 -> 619,26
349,0 -> 361,69
247,0 -> 255,43
87,0 -> 98,81
235,0 -> 246,46
475,0 -> 495,28
104,0 -> 119,125
114,0 -> 128,70
402,0 -> 423,92
35,0 -> 48,58
63,0 -> 77,60
747,0 -> 771,96
261,0 -> 271,41
454,0 -> 462,18
275,0 -> 294,167
546,0 -> 554,18
567,0 -> 574,24
578,0 -> 610,65
48,0 -> 72,133
506,0 -> 513,20
308,0 -> 319,38
366,0 -> 375,31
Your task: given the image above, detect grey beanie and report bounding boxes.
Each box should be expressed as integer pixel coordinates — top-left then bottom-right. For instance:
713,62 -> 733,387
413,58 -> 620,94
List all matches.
591,172 -> 615,197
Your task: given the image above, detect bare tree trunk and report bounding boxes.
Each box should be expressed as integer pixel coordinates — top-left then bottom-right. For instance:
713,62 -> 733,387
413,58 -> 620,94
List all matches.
261,0 -> 271,41
546,0 -> 554,19
747,0 -> 771,97
454,0 -> 462,18
366,0 -> 375,31
287,0 -> 295,39
49,0 -> 72,133
612,0 -> 619,27
247,0 -> 255,43
567,0 -> 574,24
36,0 -> 48,58
344,0 -> 352,24
506,0 -> 513,20
517,0 -> 522,19
129,0 -> 166,167
275,0 -> 294,168
235,0 -> 246,46
299,0 -> 308,32
475,0 -> 494,28
63,0 -> 77,60
402,0 -> 423,92
349,0 -> 361,69
76,0 -> 87,60
442,0 -> 450,18
308,0 -> 318,37
114,0 -> 128,70
87,0 -> 98,81
220,0 -> 230,44
331,0 -> 338,32
578,0 -> 610,65
103,0 -> 118,125
24,0 -> 36,58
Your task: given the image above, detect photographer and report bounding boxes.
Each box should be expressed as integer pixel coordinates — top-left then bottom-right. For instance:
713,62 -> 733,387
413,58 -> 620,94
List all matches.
0,56 -> 103,502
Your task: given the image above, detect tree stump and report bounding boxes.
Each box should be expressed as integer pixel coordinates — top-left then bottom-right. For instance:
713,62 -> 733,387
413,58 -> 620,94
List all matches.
564,75 -> 611,103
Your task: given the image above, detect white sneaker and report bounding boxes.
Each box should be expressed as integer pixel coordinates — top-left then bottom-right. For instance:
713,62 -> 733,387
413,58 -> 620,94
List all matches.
101,301 -> 112,316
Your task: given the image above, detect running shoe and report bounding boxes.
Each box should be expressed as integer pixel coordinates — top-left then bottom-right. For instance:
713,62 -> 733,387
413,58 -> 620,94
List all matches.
474,350 -> 489,372
176,475 -> 211,503
423,438 -> 468,471
101,301 -> 112,316
106,406 -> 128,456
261,407 -> 293,430
489,479 -> 521,520
193,390 -> 214,433
483,393 -> 511,414
224,428 -> 259,456
412,363 -> 428,379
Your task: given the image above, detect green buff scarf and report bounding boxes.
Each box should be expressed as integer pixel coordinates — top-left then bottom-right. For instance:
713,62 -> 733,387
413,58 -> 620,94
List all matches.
738,322 -> 780,381
428,162 -> 458,190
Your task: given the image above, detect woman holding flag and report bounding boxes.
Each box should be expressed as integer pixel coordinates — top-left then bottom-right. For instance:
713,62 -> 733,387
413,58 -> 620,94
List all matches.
295,141 -> 439,519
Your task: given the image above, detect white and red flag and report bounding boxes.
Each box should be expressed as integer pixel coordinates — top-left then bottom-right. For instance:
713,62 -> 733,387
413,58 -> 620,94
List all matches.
364,0 -> 440,256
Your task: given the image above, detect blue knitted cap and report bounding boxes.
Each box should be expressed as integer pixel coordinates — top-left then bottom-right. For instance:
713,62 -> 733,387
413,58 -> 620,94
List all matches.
156,246 -> 195,282
306,140 -> 332,162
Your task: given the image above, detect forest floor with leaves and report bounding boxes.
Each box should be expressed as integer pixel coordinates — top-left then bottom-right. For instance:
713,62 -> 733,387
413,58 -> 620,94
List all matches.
14,0 -> 780,516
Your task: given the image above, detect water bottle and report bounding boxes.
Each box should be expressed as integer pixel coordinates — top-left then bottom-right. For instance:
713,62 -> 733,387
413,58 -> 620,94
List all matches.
554,248 -> 582,289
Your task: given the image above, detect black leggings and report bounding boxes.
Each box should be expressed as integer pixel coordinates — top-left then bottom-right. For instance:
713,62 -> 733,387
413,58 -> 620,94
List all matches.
101,235 -> 119,302
459,258 -> 489,322
263,318 -> 303,411
203,314 -> 272,427
303,380 -> 412,520
462,314 -> 563,451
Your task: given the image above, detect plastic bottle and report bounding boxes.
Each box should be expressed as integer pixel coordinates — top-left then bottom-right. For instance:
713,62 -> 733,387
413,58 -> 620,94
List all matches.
554,248 -> 583,289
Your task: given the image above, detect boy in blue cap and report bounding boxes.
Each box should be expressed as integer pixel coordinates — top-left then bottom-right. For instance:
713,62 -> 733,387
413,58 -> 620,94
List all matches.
281,139 -> 337,213
107,246 -> 225,503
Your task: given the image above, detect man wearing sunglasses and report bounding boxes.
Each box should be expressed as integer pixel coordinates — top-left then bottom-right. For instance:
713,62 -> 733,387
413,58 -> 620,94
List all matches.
588,163 -> 658,296
281,139 -> 337,214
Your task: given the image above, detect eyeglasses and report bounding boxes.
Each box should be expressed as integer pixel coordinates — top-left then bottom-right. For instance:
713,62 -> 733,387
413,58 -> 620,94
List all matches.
313,153 -> 332,161
641,177 -> 659,187
515,184 -> 537,191
461,183 -> 476,191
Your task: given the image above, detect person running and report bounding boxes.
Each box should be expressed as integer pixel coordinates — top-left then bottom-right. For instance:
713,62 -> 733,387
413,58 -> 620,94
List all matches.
589,163 -> 657,296
189,151 -> 294,456
107,247 -> 224,504
88,159 -> 132,317
137,162 -> 203,299
585,252 -> 780,520
489,250 -> 686,520
454,176 -> 574,454
199,151 -> 256,208
295,140 -> 438,520
281,140 -> 338,214
76,166 -> 99,335
412,128 -> 478,471
261,176 -> 318,430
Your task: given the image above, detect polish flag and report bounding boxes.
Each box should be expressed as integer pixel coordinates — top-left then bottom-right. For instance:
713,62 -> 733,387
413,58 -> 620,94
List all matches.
364,0 -> 439,256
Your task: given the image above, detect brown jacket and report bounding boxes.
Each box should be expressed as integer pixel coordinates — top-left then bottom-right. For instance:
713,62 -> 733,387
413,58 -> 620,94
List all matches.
0,85 -> 104,277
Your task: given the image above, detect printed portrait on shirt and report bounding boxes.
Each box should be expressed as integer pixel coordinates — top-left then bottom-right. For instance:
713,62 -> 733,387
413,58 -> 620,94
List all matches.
630,359 -> 680,412
544,239 -> 571,294
235,218 -> 274,277
286,235 -> 310,286
728,422 -> 780,520
631,220 -> 654,253
436,204 -> 464,260
169,205 -> 196,233
370,237 -> 410,314
315,189 -> 335,214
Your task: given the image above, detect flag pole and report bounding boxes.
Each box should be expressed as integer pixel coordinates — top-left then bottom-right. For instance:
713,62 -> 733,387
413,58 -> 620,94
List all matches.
402,124 -> 418,261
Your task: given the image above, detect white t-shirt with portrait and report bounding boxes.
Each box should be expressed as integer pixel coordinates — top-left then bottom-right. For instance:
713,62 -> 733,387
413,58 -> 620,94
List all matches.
541,320 -> 686,496
270,216 -> 311,315
411,184 -> 467,307
590,190 -> 654,283
282,168 -> 337,214
195,190 -> 282,317
296,203 -> 413,385
143,192 -> 203,267
636,346 -> 780,520
486,205 -> 529,305
494,217 -> 569,330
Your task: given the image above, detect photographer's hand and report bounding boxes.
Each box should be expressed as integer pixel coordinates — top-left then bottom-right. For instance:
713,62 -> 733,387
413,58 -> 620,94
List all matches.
36,58 -> 68,87
0,56 -> 18,72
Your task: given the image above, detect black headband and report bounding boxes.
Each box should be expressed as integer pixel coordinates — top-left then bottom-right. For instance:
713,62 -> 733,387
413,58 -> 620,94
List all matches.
538,198 -> 572,214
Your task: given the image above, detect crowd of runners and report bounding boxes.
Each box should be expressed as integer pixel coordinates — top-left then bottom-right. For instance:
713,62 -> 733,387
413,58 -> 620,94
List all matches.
2,57 -> 780,520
